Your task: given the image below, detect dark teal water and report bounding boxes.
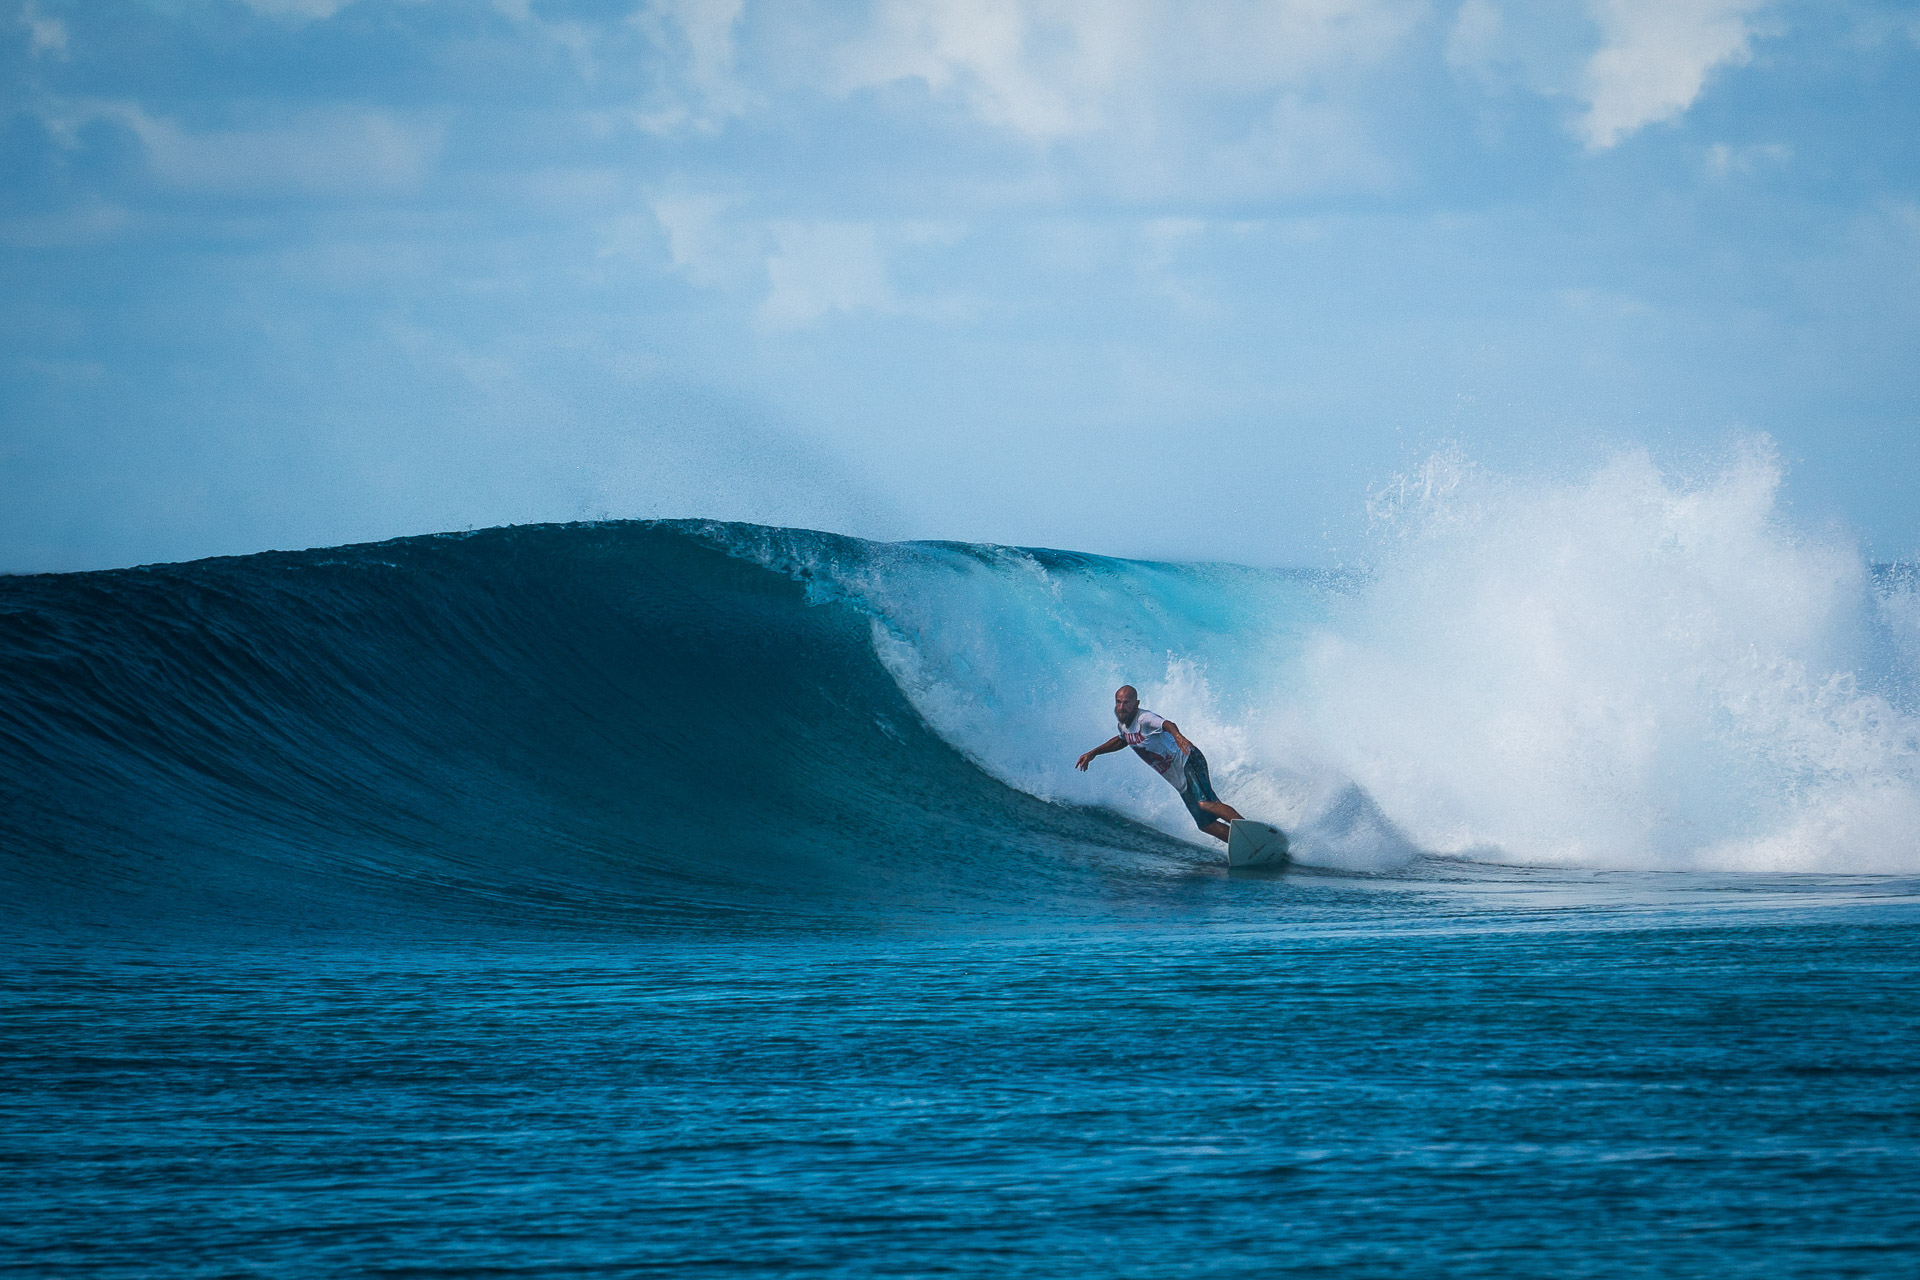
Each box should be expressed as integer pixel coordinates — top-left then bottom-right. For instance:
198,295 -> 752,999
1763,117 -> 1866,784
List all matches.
8,877 -> 1920,1278
5,523 -> 1919,1275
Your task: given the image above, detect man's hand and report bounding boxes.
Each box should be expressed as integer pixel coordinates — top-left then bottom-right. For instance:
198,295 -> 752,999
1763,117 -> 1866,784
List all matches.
1075,751 -> 1096,772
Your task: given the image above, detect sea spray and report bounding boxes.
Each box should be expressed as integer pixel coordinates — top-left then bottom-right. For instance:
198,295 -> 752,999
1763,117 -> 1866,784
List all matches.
747,444 -> 1920,873
1297,443 -> 1920,871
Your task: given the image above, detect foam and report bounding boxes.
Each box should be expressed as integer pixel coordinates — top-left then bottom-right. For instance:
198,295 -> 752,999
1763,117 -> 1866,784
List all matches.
1300,444 -> 1919,871
821,442 -> 1920,874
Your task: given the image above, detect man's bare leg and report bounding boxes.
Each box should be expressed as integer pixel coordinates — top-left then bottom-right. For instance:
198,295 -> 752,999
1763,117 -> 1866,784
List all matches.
1200,819 -> 1231,842
1199,800 -> 1243,824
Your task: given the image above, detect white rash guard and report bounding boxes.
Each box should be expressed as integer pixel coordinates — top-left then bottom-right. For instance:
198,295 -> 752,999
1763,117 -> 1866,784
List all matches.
1119,709 -> 1189,790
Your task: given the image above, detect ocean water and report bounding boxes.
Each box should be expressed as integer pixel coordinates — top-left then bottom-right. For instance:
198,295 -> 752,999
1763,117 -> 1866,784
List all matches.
6,454 -> 1920,1276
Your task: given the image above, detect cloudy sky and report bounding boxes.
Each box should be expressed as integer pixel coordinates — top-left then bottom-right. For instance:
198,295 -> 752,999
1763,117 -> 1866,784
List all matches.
4,0 -> 1918,571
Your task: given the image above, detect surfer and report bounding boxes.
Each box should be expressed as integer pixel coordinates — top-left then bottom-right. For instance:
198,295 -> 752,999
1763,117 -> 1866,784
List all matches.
1076,686 -> 1244,842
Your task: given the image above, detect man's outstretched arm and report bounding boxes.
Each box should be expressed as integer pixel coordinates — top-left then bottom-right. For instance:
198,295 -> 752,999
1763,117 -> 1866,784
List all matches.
1076,736 -> 1127,771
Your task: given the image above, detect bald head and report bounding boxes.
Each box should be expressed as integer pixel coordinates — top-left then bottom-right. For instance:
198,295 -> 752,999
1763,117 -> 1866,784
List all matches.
1114,685 -> 1140,724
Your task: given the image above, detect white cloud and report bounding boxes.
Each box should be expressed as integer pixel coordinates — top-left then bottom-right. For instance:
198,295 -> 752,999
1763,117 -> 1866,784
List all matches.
19,0 -> 68,58
478,0 -> 750,130
1704,140 -> 1791,177
1444,0 -> 1503,75
647,196 -> 967,326
1577,0 -> 1775,150
663,0 -> 748,95
650,193 -> 762,287
838,0 -> 1419,142
97,105 -> 443,195
1195,91 -> 1398,199
820,0 -> 1423,203
629,0 -> 752,132
759,221 -> 895,328
237,0 -> 352,21
839,0 -> 1127,138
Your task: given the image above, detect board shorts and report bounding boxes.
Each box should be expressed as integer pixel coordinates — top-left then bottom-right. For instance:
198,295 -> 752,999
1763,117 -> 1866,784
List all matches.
1178,749 -> 1222,830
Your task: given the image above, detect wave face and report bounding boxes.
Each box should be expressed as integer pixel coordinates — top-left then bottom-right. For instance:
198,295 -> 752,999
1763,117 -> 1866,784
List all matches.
0,523 -> 1186,932
4,445 -> 1918,934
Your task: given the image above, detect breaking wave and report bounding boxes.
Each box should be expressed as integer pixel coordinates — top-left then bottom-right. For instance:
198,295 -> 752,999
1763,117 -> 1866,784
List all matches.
4,444 -> 1915,932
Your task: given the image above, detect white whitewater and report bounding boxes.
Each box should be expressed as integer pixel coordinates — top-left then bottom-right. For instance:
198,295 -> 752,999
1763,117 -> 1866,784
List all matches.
728,441 -> 1920,875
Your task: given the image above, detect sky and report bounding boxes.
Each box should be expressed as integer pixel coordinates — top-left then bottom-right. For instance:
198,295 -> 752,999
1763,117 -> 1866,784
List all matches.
3,0 -> 1918,572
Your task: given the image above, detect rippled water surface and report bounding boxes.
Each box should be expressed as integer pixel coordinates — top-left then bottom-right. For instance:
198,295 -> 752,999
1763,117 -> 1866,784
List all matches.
9,868 -> 1918,1278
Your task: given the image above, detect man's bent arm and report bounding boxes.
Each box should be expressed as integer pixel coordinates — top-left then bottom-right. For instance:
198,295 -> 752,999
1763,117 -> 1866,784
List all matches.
1161,721 -> 1197,755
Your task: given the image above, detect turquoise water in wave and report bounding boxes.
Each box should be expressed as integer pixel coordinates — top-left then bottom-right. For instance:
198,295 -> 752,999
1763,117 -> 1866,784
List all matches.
5,518 -> 1920,1275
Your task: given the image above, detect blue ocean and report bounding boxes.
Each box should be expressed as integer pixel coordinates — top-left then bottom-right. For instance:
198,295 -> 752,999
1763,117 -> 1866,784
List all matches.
7,460 -> 1920,1276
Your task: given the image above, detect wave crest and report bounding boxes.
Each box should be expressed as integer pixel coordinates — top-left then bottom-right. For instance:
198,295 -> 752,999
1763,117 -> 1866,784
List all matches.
744,444 -> 1920,873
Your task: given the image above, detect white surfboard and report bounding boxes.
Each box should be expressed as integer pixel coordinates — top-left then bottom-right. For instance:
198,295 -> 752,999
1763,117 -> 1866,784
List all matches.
1225,820 -> 1289,868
